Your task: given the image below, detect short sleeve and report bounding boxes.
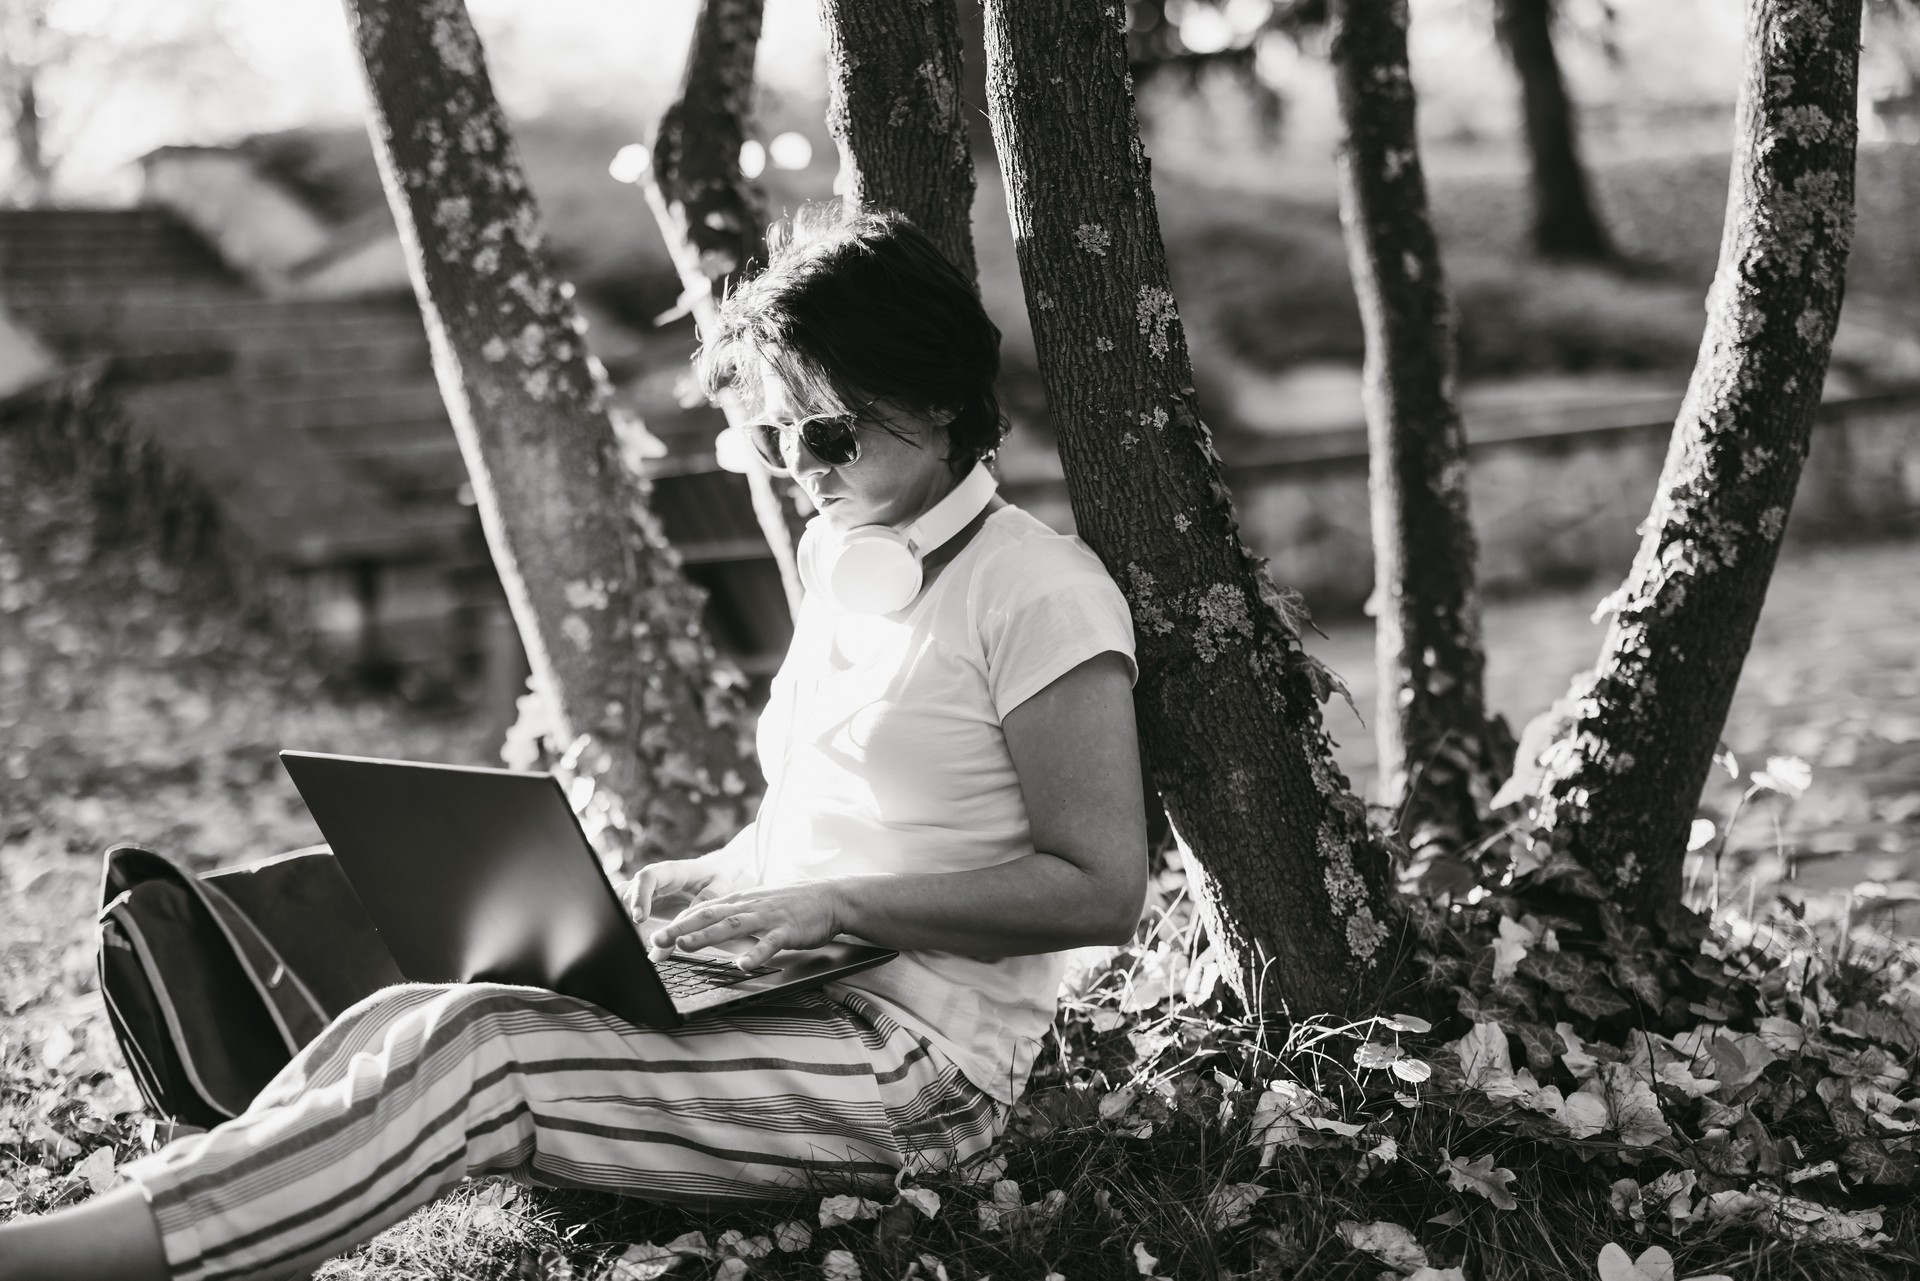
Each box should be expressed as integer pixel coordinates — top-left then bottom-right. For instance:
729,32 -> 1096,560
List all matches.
975,534 -> 1138,720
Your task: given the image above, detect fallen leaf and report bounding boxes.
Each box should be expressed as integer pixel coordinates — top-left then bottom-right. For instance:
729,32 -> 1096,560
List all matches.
1440,1150 -> 1518,1211
71,1146 -> 115,1195
1207,1181 -> 1263,1230
601,1243 -> 678,1281
36,1023 -> 75,1070
1596,1242 -> 1674,1281
818,1194 -> 881,1227
1451,1022 -> 1525,1100
1557,1022 -> 1601,1080
895,1186 -> 940,1219
821,1248 -> 861,1281
1608,1179 -> 1645,1229
773,1220 -> 812,1252
712,1260 -> 748,1281
716,1230 -> 772,1259
1132,1242 -> 1160,1275
1492,916 -> 1535,981
1336,1220 -> 1429,1273
1756,1017 -> 1805,1055
1582,1066 -> 1673,1147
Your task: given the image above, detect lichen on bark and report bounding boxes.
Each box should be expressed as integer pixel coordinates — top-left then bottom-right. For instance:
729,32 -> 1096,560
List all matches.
981,0 -> 1396,1012
820,0 -> 977,281
1511,0 -> 1862,924
343,0 -> 758,870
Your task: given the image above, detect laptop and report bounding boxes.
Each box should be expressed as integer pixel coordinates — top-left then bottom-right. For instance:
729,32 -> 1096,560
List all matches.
278,750 -> 896,1029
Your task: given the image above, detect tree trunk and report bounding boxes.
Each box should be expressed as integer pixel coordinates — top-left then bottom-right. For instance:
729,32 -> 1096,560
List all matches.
341,0 -> 758,869
820,0 -> 977,283
981,0 -> 1394,1013
9,73 -> 53,205
1329,0 -> 1506,851
1494,0 -> 1613,263
640,0 -> 805,620
1519,0 -> 1861,923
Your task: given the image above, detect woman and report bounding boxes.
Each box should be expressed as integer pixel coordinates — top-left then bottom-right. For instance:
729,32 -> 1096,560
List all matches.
0,208 -> 1147,1281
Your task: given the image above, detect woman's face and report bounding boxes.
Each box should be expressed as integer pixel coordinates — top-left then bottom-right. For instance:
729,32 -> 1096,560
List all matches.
756,364 -> 959,532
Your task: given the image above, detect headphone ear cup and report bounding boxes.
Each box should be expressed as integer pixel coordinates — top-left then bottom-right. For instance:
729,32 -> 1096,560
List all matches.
827,529 -> 923,615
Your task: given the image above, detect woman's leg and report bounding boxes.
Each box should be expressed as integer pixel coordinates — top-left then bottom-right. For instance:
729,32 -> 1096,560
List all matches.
71,981 -> 998,1281
0,1183 -> 167,1281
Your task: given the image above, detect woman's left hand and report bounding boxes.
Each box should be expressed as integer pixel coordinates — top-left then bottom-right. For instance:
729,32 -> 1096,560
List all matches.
648,881 -> 848,971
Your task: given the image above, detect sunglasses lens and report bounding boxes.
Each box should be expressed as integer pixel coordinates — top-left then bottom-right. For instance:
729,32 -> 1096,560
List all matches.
802,417 -> 860,466
749,416 -> 862,470
747,423 -> 788,472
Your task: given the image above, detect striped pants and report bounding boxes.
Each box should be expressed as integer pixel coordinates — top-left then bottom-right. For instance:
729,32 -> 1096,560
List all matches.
117,982 -> 1005,1281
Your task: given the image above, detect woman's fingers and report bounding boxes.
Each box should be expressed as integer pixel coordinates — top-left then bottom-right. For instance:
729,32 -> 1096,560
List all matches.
624,859 -> 715,925
738,929 -> 789,971
649,899 -> 750,955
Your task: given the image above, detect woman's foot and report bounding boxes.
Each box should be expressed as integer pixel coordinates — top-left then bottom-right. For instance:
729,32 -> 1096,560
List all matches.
0,1182 -> 167,1281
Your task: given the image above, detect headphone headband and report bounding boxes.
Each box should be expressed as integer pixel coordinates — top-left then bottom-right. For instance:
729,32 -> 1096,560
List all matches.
803,463 -> 1000,615
898,462 -> 999,558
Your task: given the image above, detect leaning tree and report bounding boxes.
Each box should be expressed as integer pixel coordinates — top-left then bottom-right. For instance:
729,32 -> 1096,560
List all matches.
981,0 -> 1395,1014
639,0 -> 806,618
1328,0 -> 1507,853
341,0 -> 759,868
1510,0 -> 1863,925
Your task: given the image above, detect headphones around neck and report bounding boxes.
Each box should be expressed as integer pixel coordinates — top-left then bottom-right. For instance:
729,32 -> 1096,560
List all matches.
798,462 -> 1000,615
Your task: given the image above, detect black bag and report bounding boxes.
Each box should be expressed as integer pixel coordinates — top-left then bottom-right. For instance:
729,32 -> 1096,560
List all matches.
97,842 -> 407,1128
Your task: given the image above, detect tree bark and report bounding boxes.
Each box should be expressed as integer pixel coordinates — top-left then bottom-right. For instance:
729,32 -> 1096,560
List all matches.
1494,0 -> 1613,263
819,0 -> 977,282
341,0 -> 758,869
1518,0 -> 1861,923
640,0 -> 805,620
981,0 -> 1394,1013
1329,0 -> 1506,850
6,71 -> 53,205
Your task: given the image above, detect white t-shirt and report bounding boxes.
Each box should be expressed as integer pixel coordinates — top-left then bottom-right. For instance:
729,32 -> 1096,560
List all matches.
709,504 -> 1138,1102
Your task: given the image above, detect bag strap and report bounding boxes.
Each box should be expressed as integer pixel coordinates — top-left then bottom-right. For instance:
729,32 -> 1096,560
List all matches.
100,844 -> 329,1056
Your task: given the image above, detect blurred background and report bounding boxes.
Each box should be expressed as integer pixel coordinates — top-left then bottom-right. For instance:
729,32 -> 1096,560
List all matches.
1,0 -> 1917,939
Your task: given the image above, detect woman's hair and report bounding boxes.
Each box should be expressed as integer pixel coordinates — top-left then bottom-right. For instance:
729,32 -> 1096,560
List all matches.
697,205 -> 1006,472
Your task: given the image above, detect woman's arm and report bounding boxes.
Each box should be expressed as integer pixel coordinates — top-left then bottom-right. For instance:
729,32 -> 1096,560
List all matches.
646,651 -> 1150,968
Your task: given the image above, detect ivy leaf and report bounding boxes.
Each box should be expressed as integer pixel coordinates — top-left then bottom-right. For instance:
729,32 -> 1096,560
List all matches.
1563,980 -> 1633,1020
1612,955 -> 1666,1009
1439,1149 -> 1519,1211
1520,950 -> 1599,994
1513,1020 -> 1561,1073
1841,1138 -> 1920,1186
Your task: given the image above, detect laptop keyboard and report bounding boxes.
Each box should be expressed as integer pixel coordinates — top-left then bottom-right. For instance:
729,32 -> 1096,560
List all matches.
656,952 -> 780,999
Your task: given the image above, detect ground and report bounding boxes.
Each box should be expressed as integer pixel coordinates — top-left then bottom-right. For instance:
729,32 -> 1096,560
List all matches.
3,426 -> 1919,1277
1309,539 -> 1920,921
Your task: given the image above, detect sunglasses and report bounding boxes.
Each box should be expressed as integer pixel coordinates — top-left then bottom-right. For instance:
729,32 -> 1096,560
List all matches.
743,412 -> 865,473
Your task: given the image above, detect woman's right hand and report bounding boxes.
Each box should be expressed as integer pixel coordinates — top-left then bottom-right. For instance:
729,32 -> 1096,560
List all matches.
619,853 -> 724,926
